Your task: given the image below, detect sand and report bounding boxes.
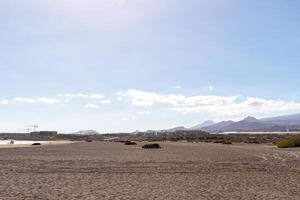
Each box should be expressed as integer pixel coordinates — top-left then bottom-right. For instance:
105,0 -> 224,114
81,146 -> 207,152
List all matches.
0,141 -> 299,200
0,140 -> 74,148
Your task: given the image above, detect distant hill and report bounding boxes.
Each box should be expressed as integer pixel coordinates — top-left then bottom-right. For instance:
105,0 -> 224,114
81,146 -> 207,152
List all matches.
201,121 -> 235,132
261,113 -> 300,126
166,126 -> 188,132
73,130 -> 99,135
190,120 -> 215,130
216,118 -> 272,132
243,116 -> 260,123
200,113 -> 300,133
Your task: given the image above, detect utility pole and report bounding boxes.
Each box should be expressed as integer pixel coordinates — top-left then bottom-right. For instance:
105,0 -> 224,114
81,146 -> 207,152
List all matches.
25,125 -> 39,132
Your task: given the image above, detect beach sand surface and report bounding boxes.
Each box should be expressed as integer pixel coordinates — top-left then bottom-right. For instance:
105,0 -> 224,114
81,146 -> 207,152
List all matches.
0,140 -> 73,148
0,141 -> 299,200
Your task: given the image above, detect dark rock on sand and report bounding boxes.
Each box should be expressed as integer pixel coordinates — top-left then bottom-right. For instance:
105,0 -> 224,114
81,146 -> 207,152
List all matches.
142,144 -> 161,149
124,141 -> 137,145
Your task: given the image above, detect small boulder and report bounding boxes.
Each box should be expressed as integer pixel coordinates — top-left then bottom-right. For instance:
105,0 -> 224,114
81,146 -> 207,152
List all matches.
142,143 -> 161,149
124,141 -> 137,145
32,143 -> 41,146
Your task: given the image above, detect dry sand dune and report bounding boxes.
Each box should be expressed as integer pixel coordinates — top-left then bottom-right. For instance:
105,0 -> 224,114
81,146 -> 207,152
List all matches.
0,141 -> 299,200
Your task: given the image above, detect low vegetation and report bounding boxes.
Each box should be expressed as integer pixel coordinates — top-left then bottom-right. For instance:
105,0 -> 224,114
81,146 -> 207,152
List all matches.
273,139 -> 300,148
213,140 -> 232,145
124,141 -> 137,145
2,132 -> 300,146
245,141 -> 260,144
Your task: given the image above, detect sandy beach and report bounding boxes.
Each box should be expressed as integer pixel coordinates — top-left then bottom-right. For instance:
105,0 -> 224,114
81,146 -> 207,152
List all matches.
0,141 -> 299,200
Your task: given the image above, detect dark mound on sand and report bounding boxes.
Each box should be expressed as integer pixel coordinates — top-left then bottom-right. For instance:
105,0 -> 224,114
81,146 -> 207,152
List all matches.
32,143 -> 42,146
213,140 -> 232,145
142,144 -> 161,149
124,141 -> 137,145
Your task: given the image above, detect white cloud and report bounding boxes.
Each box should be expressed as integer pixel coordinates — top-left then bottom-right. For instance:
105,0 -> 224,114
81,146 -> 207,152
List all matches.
90,94 -> 105,100
37,97 -> 61,104
117,89 -> 300,118
57,93 -> 89,98
100,99 -> 112,104
0,99 -> 8,105
117,89 -> 238,107
117,89 -> 157,107
13,97 -> 36,103
8,93 -> 109,107
122,115 -> 139,121
137,111 -> 152,115
57,93 -> 106,100
208,85 -> 214,91
13,97 -> 61,104
84,104 -> 99,109
172,85 -> 182,89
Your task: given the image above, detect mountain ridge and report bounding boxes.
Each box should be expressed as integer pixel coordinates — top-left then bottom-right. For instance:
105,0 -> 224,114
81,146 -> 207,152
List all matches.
200,114 -> 300,132
165,113 -> 300,133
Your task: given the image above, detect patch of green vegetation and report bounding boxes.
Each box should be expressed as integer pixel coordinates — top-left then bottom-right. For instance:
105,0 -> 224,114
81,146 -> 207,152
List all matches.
273,139 -> 300,148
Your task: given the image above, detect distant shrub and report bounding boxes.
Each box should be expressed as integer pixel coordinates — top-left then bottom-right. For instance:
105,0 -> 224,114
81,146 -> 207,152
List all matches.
273,139 -> 300,148
222,141 -> 232,145
213,140 -> 224,144
249,141 -> 260,144
213,140 -> 232,144
142,143 -> 161,149
124,141 -> 137,145
169,137 -> 180,142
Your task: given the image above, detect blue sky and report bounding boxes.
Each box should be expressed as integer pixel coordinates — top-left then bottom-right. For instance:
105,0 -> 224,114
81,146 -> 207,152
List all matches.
1,0 -> 300,133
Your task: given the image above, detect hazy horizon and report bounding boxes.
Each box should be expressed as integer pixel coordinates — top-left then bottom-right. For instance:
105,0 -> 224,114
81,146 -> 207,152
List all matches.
1,0 -> 300,133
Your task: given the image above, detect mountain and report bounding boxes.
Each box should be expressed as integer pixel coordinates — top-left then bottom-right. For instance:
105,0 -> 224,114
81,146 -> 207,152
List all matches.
243,116 -> 260,123
200,114 -> 300,133
218,117 -> 272,132
73,130 -> 99,135
167,126 -> 188,132
190,120 -> 215,130
261,113 -> 300,126
201,120 -> 234,132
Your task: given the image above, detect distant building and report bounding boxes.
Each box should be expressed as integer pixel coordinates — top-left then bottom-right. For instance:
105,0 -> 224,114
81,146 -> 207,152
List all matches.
30,131 -> 58,137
